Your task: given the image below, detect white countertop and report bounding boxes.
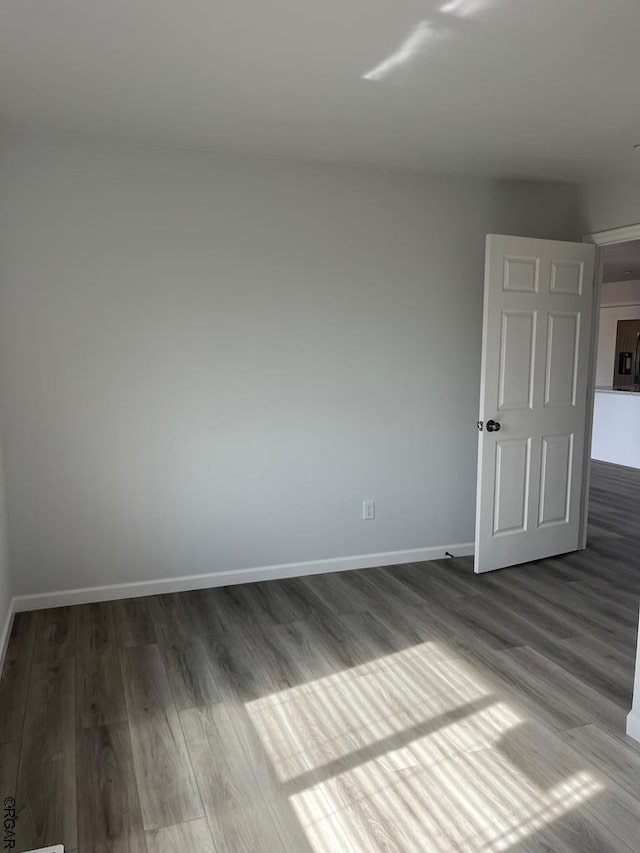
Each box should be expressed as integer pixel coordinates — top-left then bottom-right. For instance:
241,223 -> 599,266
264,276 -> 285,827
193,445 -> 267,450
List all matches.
595,386 -> 640,396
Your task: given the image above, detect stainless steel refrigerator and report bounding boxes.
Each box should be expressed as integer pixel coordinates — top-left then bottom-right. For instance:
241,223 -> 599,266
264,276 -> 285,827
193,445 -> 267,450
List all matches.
613,318 -> 640,390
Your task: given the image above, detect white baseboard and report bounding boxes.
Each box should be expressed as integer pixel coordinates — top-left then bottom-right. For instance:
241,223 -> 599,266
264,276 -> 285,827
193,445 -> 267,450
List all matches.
626,710 -> 640,743
12,542 -> 474,612
0,597 -> 15,672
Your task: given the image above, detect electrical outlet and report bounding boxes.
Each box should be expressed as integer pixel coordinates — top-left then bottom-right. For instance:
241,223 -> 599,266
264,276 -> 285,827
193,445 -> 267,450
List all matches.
362,499 -> 375,521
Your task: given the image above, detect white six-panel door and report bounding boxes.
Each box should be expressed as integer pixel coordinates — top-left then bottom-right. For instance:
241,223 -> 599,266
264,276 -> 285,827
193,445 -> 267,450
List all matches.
475,235 -> 595,573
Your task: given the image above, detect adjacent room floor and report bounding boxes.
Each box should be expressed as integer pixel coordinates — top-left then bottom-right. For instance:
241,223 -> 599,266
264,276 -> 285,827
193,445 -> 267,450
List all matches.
1,460 -> 639,852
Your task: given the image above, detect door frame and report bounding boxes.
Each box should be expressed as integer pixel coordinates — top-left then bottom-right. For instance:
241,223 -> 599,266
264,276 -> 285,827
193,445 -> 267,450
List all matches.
579,223 -> 640,548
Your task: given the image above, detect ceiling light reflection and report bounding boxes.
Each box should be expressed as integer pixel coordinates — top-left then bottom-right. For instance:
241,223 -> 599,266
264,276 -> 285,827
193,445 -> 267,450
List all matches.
363,21 -> 435,81
440,0 -> 490,17
363,0 -> 495,81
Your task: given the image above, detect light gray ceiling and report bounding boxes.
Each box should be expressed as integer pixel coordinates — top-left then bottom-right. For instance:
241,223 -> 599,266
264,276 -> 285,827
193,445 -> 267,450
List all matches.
602,241 -> 640,284
2,0 -> 640,180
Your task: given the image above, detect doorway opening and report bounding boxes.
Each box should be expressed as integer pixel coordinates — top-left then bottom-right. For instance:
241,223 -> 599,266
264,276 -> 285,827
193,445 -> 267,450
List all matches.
590,238 -> 640,471
584,227 -> 640,743
581,225 -> 640,552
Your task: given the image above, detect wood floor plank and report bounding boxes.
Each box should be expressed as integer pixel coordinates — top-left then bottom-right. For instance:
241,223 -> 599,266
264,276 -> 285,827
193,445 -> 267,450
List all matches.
121,644 -> 203,830
222,700 -> 293,804
206,585 -> 266,634
361,599 -> 431,651
337,608 -> 409,659
463,643 -> 626,734
471,571 -> 613,640
561,630 -> 636,673
160,636 -> 223,710
459,644 -> 592,733
209,802 -> 297,853
267,798 -> 316,852
202,631 -> 260,703
234,622 -> 302,696
496,571 -> 633,638
492,720 -> 640,853
406,597 -> 516,660
0,740 -> 20,799
507,824 -> 620,853
113,596 -> 157,647
300,610 -> 381,672
0,611 -> 37,743
290,767 -> 421,852
77,723 -> 146,853
179,702 -> 297,849
300,571 -> 370,616
231,579 -> 300,627
33,606 -> 77,661
147,593 -> 194,648
471,575 -> 580,640
16,658 -> 77,851
145,818 -> 215,853
560,723 -> 640,802
268,578 -> 335,625
460,595 -> 634,707
269,619 -> 342,686
444,593 -> 547,650
578,570 -> 640,600
550,636 -> 634,707
180,587 -> 230,640
181,702 -> 265,814
503,646 -> 629,731
77,648 -> 127,728
566,580 -> 638,626
338,566 -> 425,612
76,601 -> 118,653
393,558 -> 482,601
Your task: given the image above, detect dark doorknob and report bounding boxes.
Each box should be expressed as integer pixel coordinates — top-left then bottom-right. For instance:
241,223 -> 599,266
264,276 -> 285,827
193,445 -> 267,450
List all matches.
486,419 -> 501,432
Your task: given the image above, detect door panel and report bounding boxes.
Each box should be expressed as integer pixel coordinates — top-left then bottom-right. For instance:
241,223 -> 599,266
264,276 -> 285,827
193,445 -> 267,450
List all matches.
503,256 -> 540,292
493,438 -> 531,535
498,311 -> 536,410
545,312 -> 580,406
475,235 -> 595,573
550,259 -> 584,295
538,433 -> 573,527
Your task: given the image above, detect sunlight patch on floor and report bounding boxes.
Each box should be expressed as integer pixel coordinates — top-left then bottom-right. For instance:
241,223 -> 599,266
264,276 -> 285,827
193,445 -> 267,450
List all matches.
246,642 -> 603,851
484,771 -> 603,851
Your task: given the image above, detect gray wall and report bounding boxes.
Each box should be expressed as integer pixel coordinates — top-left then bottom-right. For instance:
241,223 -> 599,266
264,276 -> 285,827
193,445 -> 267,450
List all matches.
0,432 -> 12,645
0,133 -> 583,596
581,170 -> 640,233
